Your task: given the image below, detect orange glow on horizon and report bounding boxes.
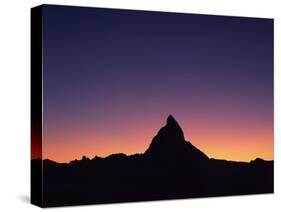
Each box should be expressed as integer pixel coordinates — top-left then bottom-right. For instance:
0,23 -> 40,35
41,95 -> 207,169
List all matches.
31,129 -> 42,160
42,117 -> 273,163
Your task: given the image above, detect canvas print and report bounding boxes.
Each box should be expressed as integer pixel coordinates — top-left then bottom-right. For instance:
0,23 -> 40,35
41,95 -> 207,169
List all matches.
31,4 -> 274,207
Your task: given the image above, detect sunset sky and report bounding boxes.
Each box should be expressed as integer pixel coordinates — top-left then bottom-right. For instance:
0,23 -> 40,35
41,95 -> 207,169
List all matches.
41,5 -> 273,163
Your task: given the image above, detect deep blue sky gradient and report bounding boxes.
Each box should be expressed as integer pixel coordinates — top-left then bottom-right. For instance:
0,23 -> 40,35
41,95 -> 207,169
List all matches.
42,5 -> 273,162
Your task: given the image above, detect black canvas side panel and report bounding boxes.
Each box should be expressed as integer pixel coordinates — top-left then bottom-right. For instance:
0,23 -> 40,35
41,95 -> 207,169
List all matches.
31,5 -> 43,207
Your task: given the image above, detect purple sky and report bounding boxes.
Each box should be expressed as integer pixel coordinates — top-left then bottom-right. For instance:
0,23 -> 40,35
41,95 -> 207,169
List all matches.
42,5 -> 273,162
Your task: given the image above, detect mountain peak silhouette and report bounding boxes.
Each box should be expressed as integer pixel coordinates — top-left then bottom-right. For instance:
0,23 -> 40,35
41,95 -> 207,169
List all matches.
35,114 -> 273,206
144,115 -> 208,161
166,115 -> 184,138
167,114 -> 177,124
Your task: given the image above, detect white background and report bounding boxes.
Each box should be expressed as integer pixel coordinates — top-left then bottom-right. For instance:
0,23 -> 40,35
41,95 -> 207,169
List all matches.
0,0 -> 280,211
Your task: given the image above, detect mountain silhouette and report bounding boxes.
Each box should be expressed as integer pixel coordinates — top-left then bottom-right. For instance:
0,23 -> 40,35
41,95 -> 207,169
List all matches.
31,115 -> 274,207
145,115 -> 208,162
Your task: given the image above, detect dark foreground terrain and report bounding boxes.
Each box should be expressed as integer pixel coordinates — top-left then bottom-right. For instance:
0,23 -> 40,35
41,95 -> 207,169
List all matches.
32,116 -> 273,207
